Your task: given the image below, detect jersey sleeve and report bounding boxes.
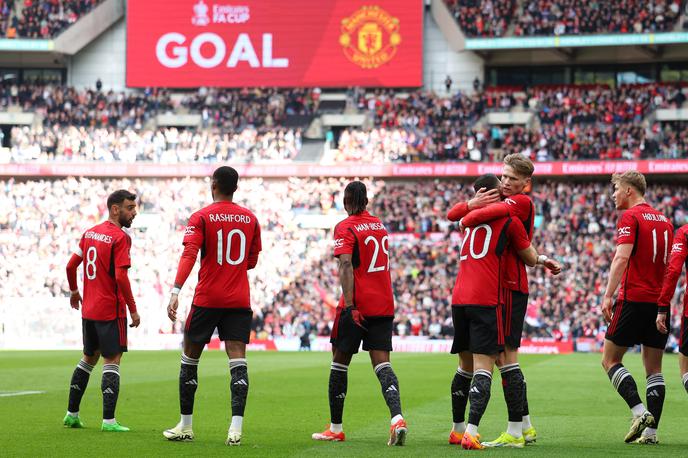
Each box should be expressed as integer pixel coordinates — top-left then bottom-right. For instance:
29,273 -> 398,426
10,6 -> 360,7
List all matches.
247,218 -> 262,269
333,222 -> 355,257
113,234 -> 132,269
505,194 -> 532,222
462,202 -> 510,227
447,202 -> 469,222
506,218 -> 531,252
658,229 -> 688,311
615,211 -> 637,246
74,234 -> 85,257
182,211 -> 205,248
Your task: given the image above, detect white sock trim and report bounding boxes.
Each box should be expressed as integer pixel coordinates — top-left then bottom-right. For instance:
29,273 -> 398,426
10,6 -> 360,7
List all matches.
330,423 -> 343,433
181,354 -> 199,366
631,403 -> 646,417
374,362 -> 392,374
499,363 -> 520,374
391,414 -> 403,425
474,369 -> 492,379
180,414 -> 192,427
457,368 -> 473,379
229,415 -> 243,432
331,362 -> 349,372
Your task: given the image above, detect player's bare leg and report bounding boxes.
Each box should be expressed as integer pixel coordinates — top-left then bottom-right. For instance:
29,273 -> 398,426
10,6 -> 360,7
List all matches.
64,351 -> 100,428
462,353 -> 496,450
369,350 -> 406,446
225,340 -> 248,446
163,340 -> 203,441
602,339 -> 653,442
449,351 -> 473,444
313,348 -> 352,442
101,353 -> 128,432
637,346 -> 664,444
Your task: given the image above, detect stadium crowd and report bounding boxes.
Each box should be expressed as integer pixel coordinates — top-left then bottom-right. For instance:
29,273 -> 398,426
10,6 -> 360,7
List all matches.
4,0 -> 102,39
2,83 -> 688,163
444,0 -> 685,37
515,0 -> 684,36
2,177 -> 686,347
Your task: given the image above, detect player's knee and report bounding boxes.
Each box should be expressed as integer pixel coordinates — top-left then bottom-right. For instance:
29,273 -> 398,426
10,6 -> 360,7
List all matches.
83,352 -> 99,366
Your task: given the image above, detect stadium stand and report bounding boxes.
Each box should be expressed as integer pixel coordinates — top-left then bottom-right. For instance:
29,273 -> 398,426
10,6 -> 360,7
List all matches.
2,177 -> 686,344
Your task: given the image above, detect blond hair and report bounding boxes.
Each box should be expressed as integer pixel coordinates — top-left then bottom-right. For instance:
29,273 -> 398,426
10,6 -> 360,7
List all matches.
504,153 -> 535,178
611,170 -> 646,196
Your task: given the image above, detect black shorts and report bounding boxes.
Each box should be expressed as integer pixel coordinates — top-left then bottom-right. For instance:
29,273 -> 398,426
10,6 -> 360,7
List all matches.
330,308 -> 393,354
83,318 -> 127,358
184,305 -> 253,344
680,314 -> 688,357
451,305 -> 505,355
605,300 -> 669,350
505,291 -> 528,349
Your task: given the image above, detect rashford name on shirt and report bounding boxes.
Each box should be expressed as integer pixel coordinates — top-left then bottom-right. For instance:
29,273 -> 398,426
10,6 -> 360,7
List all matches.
208,213 -> 252,224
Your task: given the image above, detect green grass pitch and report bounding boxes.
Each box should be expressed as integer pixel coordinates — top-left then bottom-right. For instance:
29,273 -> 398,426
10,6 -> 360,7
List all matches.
2,350 -> 688,457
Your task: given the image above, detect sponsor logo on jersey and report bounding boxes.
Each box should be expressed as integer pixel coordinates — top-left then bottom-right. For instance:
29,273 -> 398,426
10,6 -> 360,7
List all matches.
334,238 -> 344,249
672,242 -> 684,253
184,225 -> 196,236
505,197 -> 517,206
617,226 -> 631,237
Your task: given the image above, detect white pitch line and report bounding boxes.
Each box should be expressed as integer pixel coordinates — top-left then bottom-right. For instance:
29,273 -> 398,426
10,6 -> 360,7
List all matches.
0,391 -> 46,397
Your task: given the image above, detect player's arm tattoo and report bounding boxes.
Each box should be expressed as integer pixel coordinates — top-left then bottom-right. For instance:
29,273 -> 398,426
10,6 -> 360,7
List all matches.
338,254 -> 355,308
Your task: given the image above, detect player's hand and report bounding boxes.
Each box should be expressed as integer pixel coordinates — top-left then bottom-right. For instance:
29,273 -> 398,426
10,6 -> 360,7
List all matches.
458,218 -> 465,232
468,187 -> 500,210
656,312 -> 669,335
167,294 -> 179,322
544,259 -> 562,275
601,296 -> 614,323
129,311 -> 141,328
343,306 -> 368,331
70,291 -> 82,310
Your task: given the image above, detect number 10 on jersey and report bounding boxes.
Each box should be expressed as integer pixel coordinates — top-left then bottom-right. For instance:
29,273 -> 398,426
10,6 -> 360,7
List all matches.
217,229 -> 247,265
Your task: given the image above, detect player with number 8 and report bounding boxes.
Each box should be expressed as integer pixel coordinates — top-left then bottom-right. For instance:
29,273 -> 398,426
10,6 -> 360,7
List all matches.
163,166 -> 262,446
63,189 -> 139,432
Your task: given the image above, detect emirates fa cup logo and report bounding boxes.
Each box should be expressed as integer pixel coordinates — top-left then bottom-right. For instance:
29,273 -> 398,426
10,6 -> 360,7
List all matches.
192,0 -> 210,26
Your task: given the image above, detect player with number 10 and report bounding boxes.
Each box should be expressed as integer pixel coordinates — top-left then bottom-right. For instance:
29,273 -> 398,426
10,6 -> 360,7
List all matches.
163,166 -> 262,446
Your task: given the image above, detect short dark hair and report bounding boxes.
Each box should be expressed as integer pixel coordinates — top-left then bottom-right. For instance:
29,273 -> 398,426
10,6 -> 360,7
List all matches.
213,166 -> 239,196
107,189 -> 137,210
344,181 -> 368,215
473,173 -> 500,193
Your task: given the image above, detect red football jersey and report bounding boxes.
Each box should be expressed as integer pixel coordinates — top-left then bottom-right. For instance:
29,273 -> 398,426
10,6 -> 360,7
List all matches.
76,221 -> 132,321
333,211 -> 394,317
502,194 -> 534,293
182,201 -> 262,309
452,216 -> 531,306
616,203 -> 674,303
658,224 -> 688,313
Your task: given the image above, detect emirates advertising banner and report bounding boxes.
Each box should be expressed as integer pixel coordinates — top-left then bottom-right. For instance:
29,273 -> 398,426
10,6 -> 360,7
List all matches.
126,0 -> 423,87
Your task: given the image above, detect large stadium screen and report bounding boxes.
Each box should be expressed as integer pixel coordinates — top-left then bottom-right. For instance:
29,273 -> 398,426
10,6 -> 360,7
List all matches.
126,0 -> 423,87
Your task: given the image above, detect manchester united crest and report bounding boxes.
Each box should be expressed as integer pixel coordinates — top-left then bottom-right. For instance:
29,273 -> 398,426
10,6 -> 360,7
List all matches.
339,6 -> 401,69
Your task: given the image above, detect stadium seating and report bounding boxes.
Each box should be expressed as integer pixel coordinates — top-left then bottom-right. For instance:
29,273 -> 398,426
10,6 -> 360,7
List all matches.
445,0 -> 685,37
3,83 -> 687,163
2,177 -> 685,342
9,0 -> 102,38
